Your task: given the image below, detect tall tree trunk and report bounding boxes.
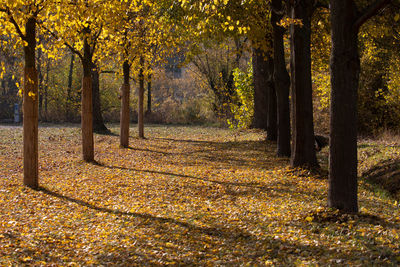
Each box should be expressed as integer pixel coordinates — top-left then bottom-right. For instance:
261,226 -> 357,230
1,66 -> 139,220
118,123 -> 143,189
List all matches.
289,1 -> 318,168
138,57 -> 145,138
120,60 -> 130,147
81,33 -> 94,162
37,47 -> 43,120
23,17 -> 39,189
328,0 -> 391,213
328,0 -> 359,212
146,74 -> 152,115
272,0 -> 291,157
266,57 -> 277,141
252,48 -> 269,130
44,57 -> 49,120
66,53 -> 74,122
91,63 -> 109,133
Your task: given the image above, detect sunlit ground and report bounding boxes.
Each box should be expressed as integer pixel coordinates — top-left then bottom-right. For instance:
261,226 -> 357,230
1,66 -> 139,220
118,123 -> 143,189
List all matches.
0,124 -> 399,265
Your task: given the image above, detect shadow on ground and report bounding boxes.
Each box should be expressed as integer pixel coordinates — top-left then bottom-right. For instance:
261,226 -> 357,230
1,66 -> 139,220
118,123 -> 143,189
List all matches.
362,159 -> 400,200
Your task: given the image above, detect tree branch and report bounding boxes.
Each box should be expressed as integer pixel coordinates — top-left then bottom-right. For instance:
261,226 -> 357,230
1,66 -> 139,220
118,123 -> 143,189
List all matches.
40,24 -> 83,60
314,0 -> 329,10
0,8 -> 27,41
354,0 -> 391,30
90,25 -> 103,57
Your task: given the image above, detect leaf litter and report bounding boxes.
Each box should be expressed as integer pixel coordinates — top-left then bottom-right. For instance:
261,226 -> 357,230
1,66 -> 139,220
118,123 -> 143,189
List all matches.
0,124 -> 399,265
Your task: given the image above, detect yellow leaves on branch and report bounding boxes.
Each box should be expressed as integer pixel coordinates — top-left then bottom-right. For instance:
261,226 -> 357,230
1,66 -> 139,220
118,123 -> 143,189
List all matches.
277,18 -> 303,28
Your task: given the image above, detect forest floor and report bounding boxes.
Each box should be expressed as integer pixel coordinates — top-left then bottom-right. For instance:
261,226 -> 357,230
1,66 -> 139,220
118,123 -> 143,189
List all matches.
0,124 -> 399,265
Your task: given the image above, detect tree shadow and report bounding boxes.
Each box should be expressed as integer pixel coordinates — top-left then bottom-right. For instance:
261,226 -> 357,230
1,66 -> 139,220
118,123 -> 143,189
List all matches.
362,159 -> 400,200
36,186 -> 350,265
93,162 -> 325,200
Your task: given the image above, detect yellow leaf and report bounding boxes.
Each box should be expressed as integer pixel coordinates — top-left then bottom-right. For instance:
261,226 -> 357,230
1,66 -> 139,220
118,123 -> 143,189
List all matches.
165,242 -> 175,247
305,216 -> 313,222
22,257 -> 32,262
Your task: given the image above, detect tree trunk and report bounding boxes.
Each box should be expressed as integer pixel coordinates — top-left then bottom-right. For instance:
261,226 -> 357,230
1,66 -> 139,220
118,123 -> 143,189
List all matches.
289,1 -> 318,168
81,34 -> 94,162
328,0 -> 359,212
252,48 -> 269,130
44,57 -> 49,119
146,74 -> 152,115
138,57 -> 145,138
272,0 -> 291,157
37,48 -> 43,121
266,57 -> 277,141
120,60 -> 130,147
23,17 -> 39,189
66,53 -> 74,122
92,64 -> 109,133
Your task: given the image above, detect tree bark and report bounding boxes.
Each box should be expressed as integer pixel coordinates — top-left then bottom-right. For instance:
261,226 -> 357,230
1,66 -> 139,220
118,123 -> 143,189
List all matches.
81,34 -> 94,162
328,0 -> 360,212
138,57 -> 145,138
271,0 -> 291,157
23,17 -> 39,189
146,74 -> 152,115
272,0 -> 291,157
37,47 -> 43,121
289,0 -> 318,168
266,57 -> 277,141
66,53 -> 74,122
91,64 -> 109,133
120,60 -> 130,147
44,57 -> 49,119
252,48 -> 269,130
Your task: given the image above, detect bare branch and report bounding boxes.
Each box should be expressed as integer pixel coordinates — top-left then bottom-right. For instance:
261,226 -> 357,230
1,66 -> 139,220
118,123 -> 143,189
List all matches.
354,0 -> 392,30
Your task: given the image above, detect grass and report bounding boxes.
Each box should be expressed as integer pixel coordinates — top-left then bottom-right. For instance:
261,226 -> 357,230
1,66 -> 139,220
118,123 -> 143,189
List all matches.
0,124 -> 399,265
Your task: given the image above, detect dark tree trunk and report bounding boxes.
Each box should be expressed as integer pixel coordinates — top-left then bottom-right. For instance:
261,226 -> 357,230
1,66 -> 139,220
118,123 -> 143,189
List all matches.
66,53 -> 75,122
91,63 -> 109,133
272,0 -> 291,157
266,57 -> 277,141
328,0 -> 391,213
252,48 -> 269,130
120,60 -> 130,147
23,17 -> 39,189
328,1 -> 360,212
289,0 -> 318,168
146,74 -> 152,115
81,32 -> 94,162
138,56 -> 144,138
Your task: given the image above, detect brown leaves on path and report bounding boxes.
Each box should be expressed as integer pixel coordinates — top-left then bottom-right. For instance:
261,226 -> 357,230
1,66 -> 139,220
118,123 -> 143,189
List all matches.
0,124 -> 399,265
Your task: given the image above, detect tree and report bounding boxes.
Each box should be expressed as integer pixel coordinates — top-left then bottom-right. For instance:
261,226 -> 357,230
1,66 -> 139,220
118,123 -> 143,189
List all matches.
106,0 -> 181,142
91,62 -> 109,133
328,0 -> 391,212
288,0 -> 318,168
120,60 -> 130,147
44,0 -> 112,161
66,53 -> 75,121
0,1 -> 50,188
252,47 -> 269,130
271,0 -> 291,157
266,54 -> 277,141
